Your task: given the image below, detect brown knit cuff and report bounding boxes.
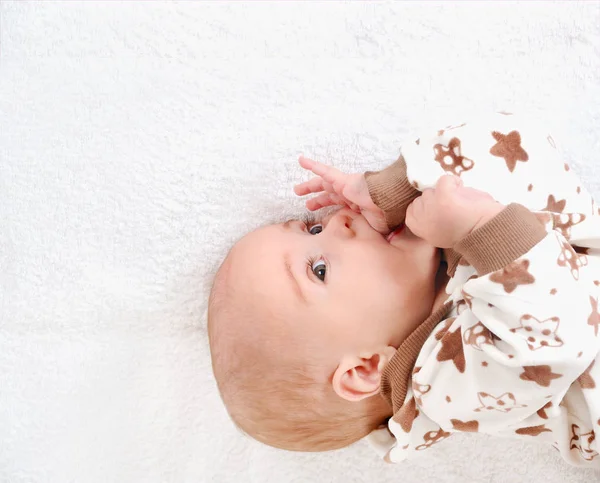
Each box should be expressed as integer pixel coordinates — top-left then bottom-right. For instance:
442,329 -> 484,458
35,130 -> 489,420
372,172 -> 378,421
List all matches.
365,155 -> 420,230
453,203 -> 547,276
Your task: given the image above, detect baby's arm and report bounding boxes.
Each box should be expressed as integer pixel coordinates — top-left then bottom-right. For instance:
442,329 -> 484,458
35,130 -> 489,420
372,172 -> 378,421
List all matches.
365,112 -> 600,239
381,207 -> 600,463
421,207 -> 598,423
377,174 -> 600,464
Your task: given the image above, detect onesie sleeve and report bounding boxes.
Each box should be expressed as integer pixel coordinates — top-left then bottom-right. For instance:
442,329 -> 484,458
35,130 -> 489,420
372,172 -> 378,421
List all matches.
364,155 -> 419,230
378,203 -> 600,463
364,112 -> 600,248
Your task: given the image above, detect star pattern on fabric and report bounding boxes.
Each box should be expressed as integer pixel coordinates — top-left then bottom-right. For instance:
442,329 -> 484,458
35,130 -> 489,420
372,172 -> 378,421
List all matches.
460,288 -> 474,310
578,360 -> 596,389
463,322 -> 494,351
474,392 -> 526,413
411,370 -> 431,407
570,424 -> 599,461
451,419 -> 479,432
434,317 -> 455,341
415,428 -> 451,451
543,194 -> 566,213
537,401 -> 553,419
553,213 -> 586,239
589,296 -> 600,337
489,130 -> 529,172
520,365 -> 562,387
433,137 -> 474,175
556,237 -> 588,280
509,314 -> 562,351
396,397 -> 420,433
436,327 -> 466,373
515,425 -> 552,437
489,259 -> 535,293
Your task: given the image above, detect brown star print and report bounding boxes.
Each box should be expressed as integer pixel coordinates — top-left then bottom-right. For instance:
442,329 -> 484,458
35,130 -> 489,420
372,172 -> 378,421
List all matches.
461,288 -> 474,309
589,296 -> 600,336
570,424 -> 599,461
489,259 -> 535,293
537,401 -> 553,419
520,365 -> 562,387
489,130 -> 529,172
553,213 -> 586,239
557,237 -> 588,280
509,314 -> 562,351
415,428 -> 451,451
436,327 -> 466,373
434,318 -> 455,341
451,419 -> 479,432
515,425 -> 552,437
411,380 -> 431,407
395,397 -> 420,433
434,137 -> 474,175
543,194 -> 566,213
474,392 -> 526,413
578,360 -> 596,389
463,322 -> 494,351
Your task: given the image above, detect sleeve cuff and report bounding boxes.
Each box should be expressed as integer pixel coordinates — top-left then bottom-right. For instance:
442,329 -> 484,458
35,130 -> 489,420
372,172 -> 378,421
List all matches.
365,155 -> 420,230
453,203 -> 548,276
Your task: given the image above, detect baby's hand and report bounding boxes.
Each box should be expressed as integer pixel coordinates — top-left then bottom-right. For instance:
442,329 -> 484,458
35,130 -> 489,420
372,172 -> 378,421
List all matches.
294,156 -> 388,234
406,175 -> 504,248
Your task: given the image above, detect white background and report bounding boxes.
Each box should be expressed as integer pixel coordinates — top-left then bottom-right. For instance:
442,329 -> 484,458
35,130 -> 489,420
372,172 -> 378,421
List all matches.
1,2 -> 599,482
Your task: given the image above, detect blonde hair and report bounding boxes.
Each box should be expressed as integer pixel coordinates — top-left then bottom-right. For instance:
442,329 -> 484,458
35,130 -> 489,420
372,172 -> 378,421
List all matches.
207,256 -> 389,451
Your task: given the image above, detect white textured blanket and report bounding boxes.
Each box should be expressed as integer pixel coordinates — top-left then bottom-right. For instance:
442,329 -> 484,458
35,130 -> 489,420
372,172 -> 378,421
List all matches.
1,2 -> 599,482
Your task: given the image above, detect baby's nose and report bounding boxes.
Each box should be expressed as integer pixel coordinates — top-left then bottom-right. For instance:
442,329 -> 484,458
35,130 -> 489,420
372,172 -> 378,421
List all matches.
325,209 -> 355,237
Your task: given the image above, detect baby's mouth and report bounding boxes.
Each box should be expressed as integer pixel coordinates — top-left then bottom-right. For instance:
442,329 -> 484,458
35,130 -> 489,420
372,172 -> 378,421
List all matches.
386,223 -> 405,243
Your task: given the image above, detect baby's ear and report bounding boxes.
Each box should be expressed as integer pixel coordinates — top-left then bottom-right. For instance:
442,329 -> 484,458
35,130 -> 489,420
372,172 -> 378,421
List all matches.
332,347 -> 396,402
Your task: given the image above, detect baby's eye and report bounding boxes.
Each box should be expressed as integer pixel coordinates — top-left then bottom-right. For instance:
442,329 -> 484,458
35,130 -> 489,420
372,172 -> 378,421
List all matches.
309,224 -> 323,235
312,259 -> 326,282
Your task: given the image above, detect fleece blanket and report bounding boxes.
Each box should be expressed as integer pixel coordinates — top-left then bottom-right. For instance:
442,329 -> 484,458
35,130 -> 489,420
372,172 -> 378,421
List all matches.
1,2 -> 599,482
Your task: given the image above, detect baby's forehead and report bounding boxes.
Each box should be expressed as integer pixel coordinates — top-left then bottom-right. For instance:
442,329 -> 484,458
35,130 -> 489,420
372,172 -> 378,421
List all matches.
231,224 -> 302,292
229,224 -> 285,273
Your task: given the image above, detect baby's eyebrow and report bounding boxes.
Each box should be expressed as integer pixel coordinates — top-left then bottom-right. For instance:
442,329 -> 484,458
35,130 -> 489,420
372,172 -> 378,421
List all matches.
284,253 -> 307,304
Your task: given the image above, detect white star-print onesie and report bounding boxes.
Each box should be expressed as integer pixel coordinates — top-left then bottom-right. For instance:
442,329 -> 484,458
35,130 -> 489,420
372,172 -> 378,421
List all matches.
365,113 -> 600,469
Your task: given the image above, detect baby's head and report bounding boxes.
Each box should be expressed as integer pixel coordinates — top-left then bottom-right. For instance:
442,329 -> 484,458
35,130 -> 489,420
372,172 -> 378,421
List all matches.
208,208 -> 440,451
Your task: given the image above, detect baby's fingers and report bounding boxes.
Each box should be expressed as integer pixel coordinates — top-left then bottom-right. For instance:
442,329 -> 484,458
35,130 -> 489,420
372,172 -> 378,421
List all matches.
405,197 -> 424,234
294,177 -> 329,196
299,156 -> 345,186
305,192 -> 347,211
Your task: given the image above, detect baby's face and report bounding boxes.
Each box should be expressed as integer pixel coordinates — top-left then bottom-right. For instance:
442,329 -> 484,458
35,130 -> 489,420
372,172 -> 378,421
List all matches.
230,208 -> 441,360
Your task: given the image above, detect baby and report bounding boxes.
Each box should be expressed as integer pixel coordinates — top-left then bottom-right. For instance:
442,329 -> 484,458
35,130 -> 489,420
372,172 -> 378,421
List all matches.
208,113 -> 600,468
